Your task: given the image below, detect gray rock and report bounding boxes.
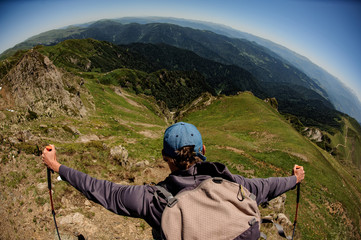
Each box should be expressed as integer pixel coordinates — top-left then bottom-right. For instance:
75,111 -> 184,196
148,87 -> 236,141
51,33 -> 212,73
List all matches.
8,136 -> 20,145
17,130 -> 33,142
59,212 -> 85,225
43,203 -> 50,213
63,125 -> 80,135
76,134 -> 99,143
135,160 -> 150,168
267,194 -> 286,213
277,213 -> 292,226
1,50 -> 87,119
84,200 -> 92,207
110,145 -> 129,166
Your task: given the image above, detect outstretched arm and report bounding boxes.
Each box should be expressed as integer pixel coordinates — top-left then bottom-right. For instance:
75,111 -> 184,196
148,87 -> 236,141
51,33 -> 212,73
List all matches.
41,145 -> 150,218
233,165 -> 305,205
58,165 -> 148,217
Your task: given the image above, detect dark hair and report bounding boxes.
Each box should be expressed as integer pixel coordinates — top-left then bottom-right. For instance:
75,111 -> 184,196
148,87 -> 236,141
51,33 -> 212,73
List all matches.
173,146 -> 202,170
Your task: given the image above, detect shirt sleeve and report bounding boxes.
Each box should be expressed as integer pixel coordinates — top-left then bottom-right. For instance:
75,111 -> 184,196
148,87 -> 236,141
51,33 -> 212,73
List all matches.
58,165 -> 148,218
232,174 -> 297,205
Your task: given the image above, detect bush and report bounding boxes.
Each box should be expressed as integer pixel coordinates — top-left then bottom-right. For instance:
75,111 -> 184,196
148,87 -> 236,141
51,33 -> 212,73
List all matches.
16,143 -> 39,155
26,109 -> 38,121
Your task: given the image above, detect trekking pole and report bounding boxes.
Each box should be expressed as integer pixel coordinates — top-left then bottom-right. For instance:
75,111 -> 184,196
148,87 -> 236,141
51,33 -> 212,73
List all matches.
46,146 -> 61,240
292,166 -> 302,240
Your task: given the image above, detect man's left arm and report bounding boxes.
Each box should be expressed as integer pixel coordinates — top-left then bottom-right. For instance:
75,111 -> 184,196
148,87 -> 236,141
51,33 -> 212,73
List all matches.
233,165 -> 305,205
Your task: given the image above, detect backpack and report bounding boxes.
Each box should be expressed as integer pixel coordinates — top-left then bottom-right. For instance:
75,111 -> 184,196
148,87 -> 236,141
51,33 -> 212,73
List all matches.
155,177 -> 261,240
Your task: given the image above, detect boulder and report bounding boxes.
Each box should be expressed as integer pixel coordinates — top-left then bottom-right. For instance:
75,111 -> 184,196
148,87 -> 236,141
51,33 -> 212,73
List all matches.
277,213 -> 292,226
135,160 -> 150,168
76,134 -> 99,143
110,145 -> 129,166
303,127 -> 323,142
267,194 -> 286,213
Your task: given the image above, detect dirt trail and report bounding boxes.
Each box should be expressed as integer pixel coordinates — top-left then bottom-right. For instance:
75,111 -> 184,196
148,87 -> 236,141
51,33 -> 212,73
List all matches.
112,86 -> 145,109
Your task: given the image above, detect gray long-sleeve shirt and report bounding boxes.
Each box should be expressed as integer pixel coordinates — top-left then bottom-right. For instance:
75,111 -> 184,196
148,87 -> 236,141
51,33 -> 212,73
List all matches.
59,161 -> 297,233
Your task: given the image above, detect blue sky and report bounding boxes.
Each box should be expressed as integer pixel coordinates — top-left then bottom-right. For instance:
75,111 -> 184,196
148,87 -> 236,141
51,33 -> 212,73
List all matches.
0,0 -> 360,101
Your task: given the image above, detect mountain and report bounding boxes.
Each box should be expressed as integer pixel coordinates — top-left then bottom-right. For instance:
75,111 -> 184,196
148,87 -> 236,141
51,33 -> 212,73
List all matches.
34,39 -> 266,110
120,43 -> 264,96
4,38 -> 359,168
0,19 -> 325,95
41,36 -> 341,131
2,17 -> 359,126
110,17 -> 361,125
2,20 -> 343,131
122,42 -> 342,131
0,45 -> 360,238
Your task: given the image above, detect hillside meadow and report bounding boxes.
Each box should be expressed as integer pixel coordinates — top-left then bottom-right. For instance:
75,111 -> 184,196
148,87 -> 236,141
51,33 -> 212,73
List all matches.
182,92 -> 361,239
1,73 -> 360,238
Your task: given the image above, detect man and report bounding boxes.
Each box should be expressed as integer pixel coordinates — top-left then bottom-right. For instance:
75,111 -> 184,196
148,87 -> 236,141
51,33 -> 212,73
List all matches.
42,122 -> 305,239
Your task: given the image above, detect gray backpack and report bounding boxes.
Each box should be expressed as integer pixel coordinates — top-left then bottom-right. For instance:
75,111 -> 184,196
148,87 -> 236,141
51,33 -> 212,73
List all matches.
155,177 -> 261,240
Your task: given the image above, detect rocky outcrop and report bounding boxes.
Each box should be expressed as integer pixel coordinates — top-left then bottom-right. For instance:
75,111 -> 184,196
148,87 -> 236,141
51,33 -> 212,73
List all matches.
0,49 -> 87,119
76,134 -> 99,143
303,127 -> 323,142
110,145 -> 129,166
264,97 -> 278,111
261,194 -> 293,226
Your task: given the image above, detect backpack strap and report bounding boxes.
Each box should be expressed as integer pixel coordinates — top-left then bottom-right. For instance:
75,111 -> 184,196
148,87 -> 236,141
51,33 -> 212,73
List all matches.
261,218 -> 292,240
155,185 -> 178,207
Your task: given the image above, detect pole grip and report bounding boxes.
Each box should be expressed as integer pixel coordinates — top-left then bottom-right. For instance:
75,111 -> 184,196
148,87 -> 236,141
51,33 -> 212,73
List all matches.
45,145 -> 54,175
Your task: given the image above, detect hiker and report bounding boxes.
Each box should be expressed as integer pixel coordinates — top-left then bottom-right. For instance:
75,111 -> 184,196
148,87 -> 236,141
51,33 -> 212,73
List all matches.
42,122 -> 305,239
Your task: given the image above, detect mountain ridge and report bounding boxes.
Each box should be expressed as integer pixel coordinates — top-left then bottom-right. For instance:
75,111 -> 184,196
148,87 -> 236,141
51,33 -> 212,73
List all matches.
31,38 -> 343,132
2,17 -> 359,124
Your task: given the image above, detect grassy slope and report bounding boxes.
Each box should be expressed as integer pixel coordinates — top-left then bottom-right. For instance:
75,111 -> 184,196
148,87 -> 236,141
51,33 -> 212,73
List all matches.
328,117 -> 361,170
59,73 -> 168,169
1,67 -> 361,238
0,73 -> 170,239
181,92 -> 361,239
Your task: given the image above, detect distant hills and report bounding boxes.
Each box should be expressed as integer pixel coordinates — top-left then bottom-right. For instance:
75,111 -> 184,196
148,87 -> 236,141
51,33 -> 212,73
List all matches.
2,17 -> 360,125
28,37 -> 339,131
112,17 -> 361,125
32,39 -> 261,110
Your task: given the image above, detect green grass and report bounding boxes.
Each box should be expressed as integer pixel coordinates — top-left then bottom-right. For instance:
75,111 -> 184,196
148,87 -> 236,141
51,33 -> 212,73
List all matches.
34,75 -> 168,177
182,92 -> 361,239
2,69 -> 360,239
7,171 -> 27,188
328,117 -> 361,170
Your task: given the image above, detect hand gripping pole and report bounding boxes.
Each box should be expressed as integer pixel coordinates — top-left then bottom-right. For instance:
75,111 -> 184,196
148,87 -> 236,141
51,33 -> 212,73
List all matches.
46,146 -> 61,240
